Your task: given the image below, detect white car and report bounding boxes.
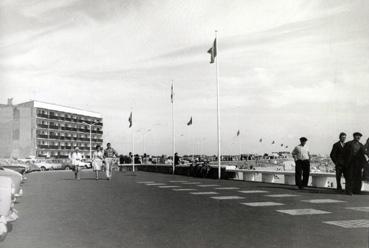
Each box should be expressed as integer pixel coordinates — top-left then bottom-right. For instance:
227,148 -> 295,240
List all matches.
34,161 -> 62,171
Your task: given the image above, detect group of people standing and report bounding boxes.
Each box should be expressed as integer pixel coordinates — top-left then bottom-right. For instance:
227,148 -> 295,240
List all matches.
70,142 -> 118,180
292,132 -> 369,195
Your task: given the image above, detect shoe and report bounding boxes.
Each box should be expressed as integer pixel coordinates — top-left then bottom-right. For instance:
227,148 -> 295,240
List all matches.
107,177 -> 110,180
346,190 -> 353,195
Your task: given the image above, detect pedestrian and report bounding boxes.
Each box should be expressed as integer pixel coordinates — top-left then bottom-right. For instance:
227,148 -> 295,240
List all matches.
174,152 -> 180,166
343,132 -> 367,195
70,147 -> 83,180
330,132 -> 346,191
363,138 -> 369,182
92,145 -> 103,180
103,143 -> 118,180
292,137 -> 311,189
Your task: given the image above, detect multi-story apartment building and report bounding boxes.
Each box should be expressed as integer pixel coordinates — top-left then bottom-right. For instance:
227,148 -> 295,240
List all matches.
0,99 -> 103,159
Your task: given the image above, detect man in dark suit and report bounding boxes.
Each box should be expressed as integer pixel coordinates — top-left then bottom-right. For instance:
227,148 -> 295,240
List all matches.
343,132 -> 366,195
330,132 -> 346,191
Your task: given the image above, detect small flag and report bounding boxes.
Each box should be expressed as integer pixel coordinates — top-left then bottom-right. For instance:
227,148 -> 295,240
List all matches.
207,38 -> 217,64
237,130 -> 240,136
272,141 -> 275,144
170,83 -> 174,103
259,138 -> 263,143
187,117 -> 192,126
281,144 -> 284,147
128,112 -> 132,128
285,145 -> 288,148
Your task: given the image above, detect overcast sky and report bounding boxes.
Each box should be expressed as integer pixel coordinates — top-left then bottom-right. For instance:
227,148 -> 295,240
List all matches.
1,0 -> 369,156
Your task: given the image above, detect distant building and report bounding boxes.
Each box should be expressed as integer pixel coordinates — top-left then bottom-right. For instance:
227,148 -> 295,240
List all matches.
0,99 -> 103,159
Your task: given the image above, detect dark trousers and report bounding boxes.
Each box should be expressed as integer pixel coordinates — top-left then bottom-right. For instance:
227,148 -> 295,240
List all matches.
345,162 -> 363,194
335,165 -> 344,190
295,160 -> 310,188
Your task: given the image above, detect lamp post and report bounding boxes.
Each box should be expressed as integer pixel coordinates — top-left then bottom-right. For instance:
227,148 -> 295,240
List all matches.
82,121 -> 97,159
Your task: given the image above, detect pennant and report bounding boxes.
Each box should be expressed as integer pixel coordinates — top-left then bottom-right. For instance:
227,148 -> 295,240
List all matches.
236,130 -> 240,136
272,141 -> 275,144
259,138 -> 263,143
170,83 -> 174,103
207,38 -> 217,63
187,117 -> 192,126
285,145 -> 288,148
128,112 -> 132,128
280,144 -> 284,147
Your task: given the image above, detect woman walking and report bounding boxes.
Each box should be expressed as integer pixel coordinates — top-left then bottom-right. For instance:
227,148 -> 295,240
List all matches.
92,145 -> 103,180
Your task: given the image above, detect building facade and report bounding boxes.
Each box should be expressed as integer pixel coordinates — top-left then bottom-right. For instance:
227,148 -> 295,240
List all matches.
0,99 -> 103,159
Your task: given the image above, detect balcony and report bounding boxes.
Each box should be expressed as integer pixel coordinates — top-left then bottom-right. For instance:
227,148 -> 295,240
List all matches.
65,117 -> 72,121
37,124 -> 48,129
37,134 -> 48,139
49,125 -> 59,130
37,113 -> 49,118
49,115 -> 59,120
59,136 -> 65,140
37,145 -> 49,149
49,135 -> 59,140
65,146 -> 72,150
49,145 -> 59,149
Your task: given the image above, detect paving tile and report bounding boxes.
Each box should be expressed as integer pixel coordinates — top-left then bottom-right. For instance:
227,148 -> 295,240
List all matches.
190,192 -> 219,195
346,207 -> 369,213
241,202 -> 284,207
210,196 -> 245,200
239,190 -> 269,194
302,199 -> 345,204
266,194 -> 299,198
324,219 -> 369,228
277,209 -> 331,216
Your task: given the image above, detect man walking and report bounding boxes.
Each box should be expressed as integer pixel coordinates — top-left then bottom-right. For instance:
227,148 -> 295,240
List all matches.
330,132 -> 346,191
343,132 -> 366,195
104,143 -> 118,180
292,137 -> 311,189
70,147 -> 83,180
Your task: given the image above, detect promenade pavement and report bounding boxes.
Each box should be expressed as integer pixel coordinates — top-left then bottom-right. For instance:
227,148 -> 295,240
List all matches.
2,170 -> 369,248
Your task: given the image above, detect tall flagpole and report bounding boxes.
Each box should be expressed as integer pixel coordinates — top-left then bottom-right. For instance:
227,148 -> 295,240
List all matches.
215,30 -> 221,180
171,80 -> 175,175
131,110 -> 135,174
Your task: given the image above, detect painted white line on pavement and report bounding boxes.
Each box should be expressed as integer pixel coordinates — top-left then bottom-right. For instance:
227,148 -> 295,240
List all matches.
146,183 -> 166,186
169,180 -> 188,183
215,187 -> 240,190
324,219 -> 369,228
211,196 -> 245,200
158,186 -> 180,188
277,209 -> 331,216
182,182 -> 201,185
266,194 -> 299,198
241,202 -> 284,207
190,192 -> 218,195
173,188 -> 197,191
239,190 -> 268,194
346,207 -> 369,212
302,199 -> 345,204
198,185 -> 220,187
137,181 -> 155,184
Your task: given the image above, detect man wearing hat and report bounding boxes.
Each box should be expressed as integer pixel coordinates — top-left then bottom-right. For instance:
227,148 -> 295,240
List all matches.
343,132 -> 366,195
292,137 -> 311,189
330,132 -> 347,191
70,146 -> 83,180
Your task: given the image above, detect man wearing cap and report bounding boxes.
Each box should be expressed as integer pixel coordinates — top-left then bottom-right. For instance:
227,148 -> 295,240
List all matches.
292,137 -> 311,189
343,132 -> 366,195
330,132 -> 347,191
103,143 -> 118,180
70,147 -> 83,180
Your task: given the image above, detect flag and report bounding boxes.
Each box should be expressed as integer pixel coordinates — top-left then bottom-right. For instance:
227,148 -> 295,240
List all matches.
237,130 -> 240,136
272,141 -> 275,144
170,83 -> 174,103
207,38 -> 217,63
285,145 -> 288,148
128,112 -> 132,128
187,117 -> 192,126
259,138 -> 263,143
281,144 -> 284,147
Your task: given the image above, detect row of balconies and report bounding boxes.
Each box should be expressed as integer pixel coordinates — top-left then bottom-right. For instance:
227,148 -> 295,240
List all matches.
36,134 -> 102,142
37,145 -> 93,150
37,112 -> 103,126
37,123 -> 103,134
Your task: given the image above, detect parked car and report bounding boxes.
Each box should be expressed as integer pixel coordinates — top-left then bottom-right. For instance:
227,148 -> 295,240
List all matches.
62,159 -> 92,170
34,161 -> 63,171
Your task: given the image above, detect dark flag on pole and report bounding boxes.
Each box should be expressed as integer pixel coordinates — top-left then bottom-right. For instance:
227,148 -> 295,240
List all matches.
128,112 -> 132,128
259,138 -> 263,143
170,83 -> 174,103
272,141 -> 275,144
187,117 -> 192,126
237,130 -> 240,136
207,38 -> 217,64
281,144 -> 284,147
285,145 -> 289,148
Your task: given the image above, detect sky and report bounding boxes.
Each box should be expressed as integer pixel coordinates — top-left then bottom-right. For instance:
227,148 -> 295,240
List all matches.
1,0 -> 369,156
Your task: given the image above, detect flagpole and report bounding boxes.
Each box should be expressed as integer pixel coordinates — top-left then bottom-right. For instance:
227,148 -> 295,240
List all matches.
131,111 -> 135,174
215,30 -> 221,180
171,80 -> 175,175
